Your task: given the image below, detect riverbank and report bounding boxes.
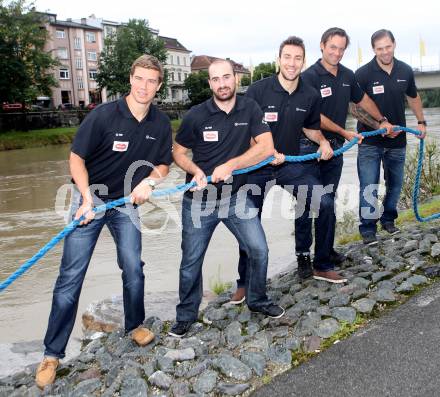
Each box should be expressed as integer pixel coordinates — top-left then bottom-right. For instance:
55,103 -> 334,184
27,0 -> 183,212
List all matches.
0,120 -> 182,151
1,220 -> 439,396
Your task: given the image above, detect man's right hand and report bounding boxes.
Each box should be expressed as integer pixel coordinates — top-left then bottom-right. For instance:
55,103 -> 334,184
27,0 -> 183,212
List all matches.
75,200 -> 95,225
343,130 -> 364,144
190,169 -> 208,191
381,121 -> 398,138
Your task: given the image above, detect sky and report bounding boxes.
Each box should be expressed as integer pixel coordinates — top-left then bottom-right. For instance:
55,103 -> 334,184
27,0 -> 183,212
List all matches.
34,0 -> 440,71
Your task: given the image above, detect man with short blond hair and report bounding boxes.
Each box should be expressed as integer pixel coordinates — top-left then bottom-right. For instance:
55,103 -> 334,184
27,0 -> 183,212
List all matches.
35,54 -> 172,388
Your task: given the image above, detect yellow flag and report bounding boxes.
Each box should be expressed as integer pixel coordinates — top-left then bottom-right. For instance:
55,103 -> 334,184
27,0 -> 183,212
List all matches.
357,45 -> 363,66
419,37 -> 426,57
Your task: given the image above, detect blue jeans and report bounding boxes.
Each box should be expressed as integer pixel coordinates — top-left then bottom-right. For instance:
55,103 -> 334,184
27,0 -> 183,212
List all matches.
44,190 -> 145,358
236,161 -> 335,288
176,193 -> 271,322
357,144 -> 406,236
295,138 -> 344,266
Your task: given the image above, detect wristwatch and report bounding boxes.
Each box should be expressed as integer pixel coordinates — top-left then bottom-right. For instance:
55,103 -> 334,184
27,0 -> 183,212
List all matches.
143,178 -> 156,190
417,120 -> 427,126
377,116 -> 388,124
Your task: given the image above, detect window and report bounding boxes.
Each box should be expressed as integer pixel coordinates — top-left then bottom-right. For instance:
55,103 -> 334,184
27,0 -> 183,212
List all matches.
89,69 -> 97,80
74,37 -> 81,49
77,76 -> 84,89
169,72 -> 174,81
177,56 -> 180,65
169,55 -> 173,64
87,51 -> 97,61
75,58 -> 83,69
105,26 -> 116,37
184,73 -> 188,80
59,68 -> 70,79
86,32 -> 96,43
178,72 -> 182,82
57,47 -> 68,59
56,29 -> 65,39
183,57 -> 186,66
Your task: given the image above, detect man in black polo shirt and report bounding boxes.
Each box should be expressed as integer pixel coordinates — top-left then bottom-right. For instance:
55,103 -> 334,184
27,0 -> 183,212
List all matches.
296,27 -> 393,266
168,59 -> 284,338
355,29 -> 426,245
231,35 -> 341,305
35,55 -> 172,389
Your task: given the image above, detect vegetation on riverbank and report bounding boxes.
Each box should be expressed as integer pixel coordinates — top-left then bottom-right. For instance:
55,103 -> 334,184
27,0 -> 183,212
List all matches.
0,120 -> 183,151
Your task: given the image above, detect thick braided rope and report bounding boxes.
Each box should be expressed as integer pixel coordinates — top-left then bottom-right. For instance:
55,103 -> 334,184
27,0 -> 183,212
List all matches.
0,126 -> 434,292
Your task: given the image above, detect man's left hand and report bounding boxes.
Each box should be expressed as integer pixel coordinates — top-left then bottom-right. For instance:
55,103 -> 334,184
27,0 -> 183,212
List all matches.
317,140 -> 333,161
416,123 -> 427,139
130,180 -> 153,205
211,162 -> 234,183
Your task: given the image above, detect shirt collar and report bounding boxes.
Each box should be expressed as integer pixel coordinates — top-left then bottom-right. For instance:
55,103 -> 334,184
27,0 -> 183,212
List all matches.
117,95 -> 156,122
206,95 -> 246,115
271,73 -> 305,94
371,57 -> 399,73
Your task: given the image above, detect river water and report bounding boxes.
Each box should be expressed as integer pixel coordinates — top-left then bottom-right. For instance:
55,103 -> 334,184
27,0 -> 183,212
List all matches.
0,109 -> 438,361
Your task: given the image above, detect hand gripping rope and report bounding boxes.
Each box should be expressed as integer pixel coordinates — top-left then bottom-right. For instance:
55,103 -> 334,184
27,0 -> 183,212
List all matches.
0,126 -> 437,292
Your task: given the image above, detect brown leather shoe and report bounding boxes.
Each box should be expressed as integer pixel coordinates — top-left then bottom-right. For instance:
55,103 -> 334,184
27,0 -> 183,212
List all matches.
230,287 -> 245,304
35,356 -> 59,389
131,327 -> 155,346
313,270 -> 347,284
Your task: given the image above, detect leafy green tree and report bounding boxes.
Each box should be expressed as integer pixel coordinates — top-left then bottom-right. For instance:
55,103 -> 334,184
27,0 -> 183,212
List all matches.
97,19 -> 168,97
252,62 -> 276,82
184,71 -> 211,106
0,0 -> 59,105
240,75 -> 251,86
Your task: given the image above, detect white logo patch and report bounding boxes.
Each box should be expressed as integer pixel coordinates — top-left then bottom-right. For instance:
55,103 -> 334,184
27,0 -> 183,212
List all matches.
145,135 -> 156,140
234,122 -> 248,126
320,87 -> 332,98
373,85 -> 385,95
264,112 -> 278,122
112,141 -> 129,152
397,79 -> 407,83
296,107 -> 307,112
203,130 -> 219,142
342,83 -> 350,87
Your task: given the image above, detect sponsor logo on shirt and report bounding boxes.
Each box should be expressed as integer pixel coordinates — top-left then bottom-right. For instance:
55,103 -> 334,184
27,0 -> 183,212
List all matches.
234,122 -> 248,126
320,87 -> 332,98
397,79 -> 407,82
145,135 -> 156,140
372,85 -> 385,95
204,126 -> 213,129
264,112 -> 278,122
115,133 -> 124,137
112,141 -> 129,152
203,130 -> 219,142
267,105 -> 276,109
342,83 -> 350,87
296,107 -> 307,112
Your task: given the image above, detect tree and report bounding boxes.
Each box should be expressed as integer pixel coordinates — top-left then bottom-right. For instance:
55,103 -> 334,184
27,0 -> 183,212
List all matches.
184,71 -> 211,106
252,62 -> 276,82
0,0 -> 59,105
97,19 -> 168,97
240,75 -> 251,86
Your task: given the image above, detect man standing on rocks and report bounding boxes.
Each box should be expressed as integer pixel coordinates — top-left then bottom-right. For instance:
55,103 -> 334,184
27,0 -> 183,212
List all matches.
231,35 -> 341,306
296,27 -> 393,271
169,59 -> 284,338
355,29 -> 426,245
35,55 -> 173,389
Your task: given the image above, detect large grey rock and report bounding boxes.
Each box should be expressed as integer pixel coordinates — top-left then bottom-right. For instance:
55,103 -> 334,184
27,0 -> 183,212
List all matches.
225,321 -> 243,349
403,240 -> 419,254
431,243 -> 440,257
246,322 -> 260,336
315,318 -> 340,338
316,305 -> 331,317
266,345 -> 292,366
186,359 -> 212,379
217,382 -> 250,395
193,370 -> 218,394
284,337 -> 301,351
148,370 -> 173,390
391,271 -> 411,284
212,355 -> 252,381
302,336 -> 321,353
70,379 -> 101,397
329,294 -> 350,308
171,381 -> 190,397
178,337 -> 208,357
371,289 -> 396,302
331,307 -> 357,324
205,308 -> 228,321
120,377 -> 148,397
376,280 -> 396,291
396,281 -> 414,293
371,271 -> 392,283
406,275 -> 428,286
164,348 -> 195,362
424,265 -> 440,278
278,294 -> 296,309
270,326 -> 289,339
294,313 -> 321,336
240,352 -> 266,376
243,331 -> 272,352
351,298 -> 376,314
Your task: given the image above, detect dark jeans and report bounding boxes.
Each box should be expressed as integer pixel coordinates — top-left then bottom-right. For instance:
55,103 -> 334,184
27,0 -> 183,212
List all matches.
295,138 -> 344,266
176,193 -> 272,322
236,161 -> 334,288
44,190 -> 145,359
357,143 -> 406,236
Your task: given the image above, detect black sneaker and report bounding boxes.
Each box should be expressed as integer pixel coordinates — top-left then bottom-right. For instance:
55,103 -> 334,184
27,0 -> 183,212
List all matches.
297,253 -> 313,280
362,233 -> 377,246
381,222 -> 400,235
249,304 -> 285,319
168,321 -> 194,338
329,249 -> 347,265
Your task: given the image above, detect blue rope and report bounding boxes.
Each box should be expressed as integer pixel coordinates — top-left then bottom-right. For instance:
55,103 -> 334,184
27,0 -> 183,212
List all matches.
0,126 -> 436,292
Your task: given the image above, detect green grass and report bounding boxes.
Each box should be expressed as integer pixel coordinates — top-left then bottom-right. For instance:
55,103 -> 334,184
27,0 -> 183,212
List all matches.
0,127 -> 77,151
171,119 -> 181,133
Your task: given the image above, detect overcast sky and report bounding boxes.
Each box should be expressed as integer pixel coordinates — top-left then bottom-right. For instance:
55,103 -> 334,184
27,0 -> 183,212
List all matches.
35,0 -> 440,71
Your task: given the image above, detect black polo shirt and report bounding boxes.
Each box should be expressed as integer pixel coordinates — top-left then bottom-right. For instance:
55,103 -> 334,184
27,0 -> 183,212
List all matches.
246,74 -> 321,155
355,57 -> 418,148
175,95 -> 270,198
71,96 -> 173,199
302,59 -> 364,143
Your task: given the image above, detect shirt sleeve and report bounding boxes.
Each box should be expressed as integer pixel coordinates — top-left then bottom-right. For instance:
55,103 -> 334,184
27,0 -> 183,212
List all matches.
71,110 -> 103,159
406,69 -> 418,98
304,91 -> 321,130
245,82 -> 259,104
354,67 -> 367,92
248,99 -> 271,139
158,118 -> 173,166
175,110 -> 197,149
350,71 -> 365,104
